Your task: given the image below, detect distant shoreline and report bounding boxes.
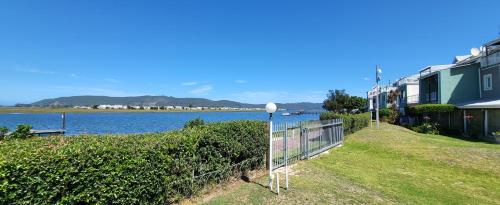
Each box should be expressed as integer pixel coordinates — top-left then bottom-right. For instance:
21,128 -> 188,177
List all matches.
0,107 -> 265,114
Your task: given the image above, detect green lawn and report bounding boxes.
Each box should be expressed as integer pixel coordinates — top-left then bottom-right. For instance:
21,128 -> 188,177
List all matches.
203,123 -> 500,205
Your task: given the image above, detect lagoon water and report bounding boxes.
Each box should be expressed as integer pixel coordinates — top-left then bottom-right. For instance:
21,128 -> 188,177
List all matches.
0,112 -> 319,135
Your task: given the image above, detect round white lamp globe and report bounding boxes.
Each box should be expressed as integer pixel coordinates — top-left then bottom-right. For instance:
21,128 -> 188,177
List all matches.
265,102 -> 277,113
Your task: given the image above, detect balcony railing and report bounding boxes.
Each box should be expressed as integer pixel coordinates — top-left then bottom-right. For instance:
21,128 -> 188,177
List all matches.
407,94 -> 419,104
480,51 -> 500,68
421,92 -> 438,104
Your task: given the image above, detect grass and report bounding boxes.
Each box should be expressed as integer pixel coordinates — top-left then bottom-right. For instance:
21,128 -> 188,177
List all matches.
202,123 -> 500,205
0,107 -> 262,114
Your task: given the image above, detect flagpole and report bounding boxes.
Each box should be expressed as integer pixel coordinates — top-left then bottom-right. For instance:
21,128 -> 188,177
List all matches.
376,65 -> 380,129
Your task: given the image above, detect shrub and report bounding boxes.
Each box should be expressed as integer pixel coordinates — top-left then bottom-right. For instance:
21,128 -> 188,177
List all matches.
377,108 -> 399,124
320,112 -> 370,135
411,122 -> 440,135
0,120 -> 266,204
408,104 -> 456,115
0,126 -> 8,139
8,124 -> 33,139
184,118 -> 205,129
378,108 -> 393,118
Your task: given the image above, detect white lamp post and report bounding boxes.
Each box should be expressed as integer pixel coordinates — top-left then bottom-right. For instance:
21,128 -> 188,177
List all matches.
265,102 -> 277,191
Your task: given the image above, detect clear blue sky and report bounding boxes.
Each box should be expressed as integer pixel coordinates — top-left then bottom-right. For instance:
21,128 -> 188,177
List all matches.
1,0 -> 499,105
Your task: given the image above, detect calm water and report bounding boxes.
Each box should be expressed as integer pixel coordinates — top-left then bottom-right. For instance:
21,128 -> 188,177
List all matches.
0,112 -> 319,135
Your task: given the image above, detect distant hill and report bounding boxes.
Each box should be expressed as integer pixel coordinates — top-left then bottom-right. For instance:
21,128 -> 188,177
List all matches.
30,96 -> 324,111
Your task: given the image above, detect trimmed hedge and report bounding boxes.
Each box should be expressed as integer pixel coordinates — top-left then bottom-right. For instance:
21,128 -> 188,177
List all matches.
408,104 -> 456,115
0,120 -> 266,204
320,112 -> 370,134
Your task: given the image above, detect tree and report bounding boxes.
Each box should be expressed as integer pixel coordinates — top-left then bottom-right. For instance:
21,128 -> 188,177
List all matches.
323,89 -> 350,113
323,90 -> 367,113
345,96 -> 367,112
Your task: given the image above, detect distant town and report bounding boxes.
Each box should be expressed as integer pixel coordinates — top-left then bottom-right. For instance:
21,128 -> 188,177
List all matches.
73,104 -> 272,111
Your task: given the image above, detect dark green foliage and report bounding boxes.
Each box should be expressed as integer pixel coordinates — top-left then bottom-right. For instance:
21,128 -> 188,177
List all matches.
0,120 -> 266,204
345,96 -> 368,112
407,104 -> 456,133
320,112 -> 370,135
184,118 -> 205,129
408,104 -> 456,115
376,108 -> 399,124
8,124 -> 33,139
0,126 -> 8,139
411,122 -> 440,135
323,89 -> 350,112
323,90 -> 367,113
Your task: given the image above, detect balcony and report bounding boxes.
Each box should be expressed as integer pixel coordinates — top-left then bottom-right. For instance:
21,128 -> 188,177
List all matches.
480,51 -> 500,68
407,94 -> 419,104
421,92 -> 438,104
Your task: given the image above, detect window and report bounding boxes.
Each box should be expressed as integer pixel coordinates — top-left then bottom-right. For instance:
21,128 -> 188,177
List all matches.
483,74 -> 493,91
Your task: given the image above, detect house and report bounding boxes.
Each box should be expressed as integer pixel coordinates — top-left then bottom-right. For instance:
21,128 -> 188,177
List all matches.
378,85 -> 397,108
455,38 -> 500,140
393,74 -> 420,115
418,64 -> 459,104
366,84 -> 397,111
413,37 -> 500,140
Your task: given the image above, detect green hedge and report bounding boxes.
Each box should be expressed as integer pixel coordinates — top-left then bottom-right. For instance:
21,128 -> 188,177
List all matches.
320,112 -> 370,134
408,104 -> 456,115
378,108 -> 393,118
0,120 -> 266,204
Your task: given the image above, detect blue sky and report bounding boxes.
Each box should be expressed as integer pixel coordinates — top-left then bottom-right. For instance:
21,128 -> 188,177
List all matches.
1,0 -> 499,105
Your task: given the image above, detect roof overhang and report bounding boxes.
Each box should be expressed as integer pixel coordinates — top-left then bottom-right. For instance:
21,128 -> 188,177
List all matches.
457,99 -> 500,109
485,38 -> 500,47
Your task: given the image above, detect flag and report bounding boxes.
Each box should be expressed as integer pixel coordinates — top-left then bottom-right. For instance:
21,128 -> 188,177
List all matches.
376,66 -> 382,83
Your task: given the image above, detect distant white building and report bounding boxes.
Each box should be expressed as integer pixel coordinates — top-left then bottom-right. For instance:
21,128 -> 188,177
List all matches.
73,106 -> 92,109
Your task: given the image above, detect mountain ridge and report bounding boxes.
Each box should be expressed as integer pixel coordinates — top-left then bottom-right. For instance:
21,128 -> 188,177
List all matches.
30,95 -> 324,110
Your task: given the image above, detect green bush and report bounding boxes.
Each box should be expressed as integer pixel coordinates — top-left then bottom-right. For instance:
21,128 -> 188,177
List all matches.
184,118 -> 205,129
0,120 -> 266,204
378,108 -> 392,118
320,112 -> 370,135
408,104 -> 456,115
7,124 -> 33,139
411,122 -> 440,135
0,126 -> 8,140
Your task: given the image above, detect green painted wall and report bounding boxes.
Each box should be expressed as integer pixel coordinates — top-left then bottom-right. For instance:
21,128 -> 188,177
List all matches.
439,63 -> 480,104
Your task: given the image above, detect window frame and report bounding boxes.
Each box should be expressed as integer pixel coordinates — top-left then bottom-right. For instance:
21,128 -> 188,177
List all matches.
483,74 -> 493,91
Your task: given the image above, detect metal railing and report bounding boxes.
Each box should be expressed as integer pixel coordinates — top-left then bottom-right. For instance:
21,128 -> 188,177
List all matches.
407,94 -> 419,104
271,119 -> 344,170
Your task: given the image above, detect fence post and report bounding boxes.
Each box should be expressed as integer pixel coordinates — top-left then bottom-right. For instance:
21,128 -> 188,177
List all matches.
285,123 -> 289,190
276,172 -> 280,195
305,128 -> 309,159
300,122 -> 305,159
319,125 -> 323,151
341,119 -> 344,142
